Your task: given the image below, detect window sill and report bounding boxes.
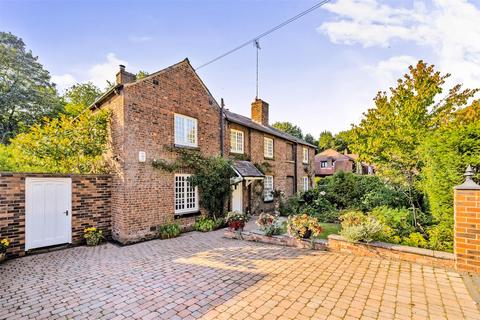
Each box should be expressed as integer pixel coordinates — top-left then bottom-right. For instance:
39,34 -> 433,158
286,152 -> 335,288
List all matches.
174,144 -> 199,150
285,160 -> 295,163
263,199 -> 274,203
230,151 -> 244,155
174,210 -> 201,219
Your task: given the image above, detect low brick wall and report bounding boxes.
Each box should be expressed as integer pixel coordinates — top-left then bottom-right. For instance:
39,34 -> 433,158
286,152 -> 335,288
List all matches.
224,229 -> 328,251
0,172 -> 112,257
328,234 -> 455,269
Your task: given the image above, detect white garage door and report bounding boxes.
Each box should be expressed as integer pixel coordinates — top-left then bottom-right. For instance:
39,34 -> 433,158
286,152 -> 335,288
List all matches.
25,178 -> 72,250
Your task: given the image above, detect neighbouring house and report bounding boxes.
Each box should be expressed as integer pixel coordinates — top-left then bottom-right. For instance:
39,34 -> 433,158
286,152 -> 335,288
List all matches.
314,148 -> 374,177
89,59 -> 316,244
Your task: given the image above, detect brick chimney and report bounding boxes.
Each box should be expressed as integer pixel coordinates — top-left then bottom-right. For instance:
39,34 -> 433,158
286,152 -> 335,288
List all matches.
115,65 -> 136,85
251,98 -> 269,126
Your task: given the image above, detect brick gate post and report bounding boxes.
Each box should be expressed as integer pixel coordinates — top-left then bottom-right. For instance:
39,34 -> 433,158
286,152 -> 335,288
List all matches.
454,165 -> 480,273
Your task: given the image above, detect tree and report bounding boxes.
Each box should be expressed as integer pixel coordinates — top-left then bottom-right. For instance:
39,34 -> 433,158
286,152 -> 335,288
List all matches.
318,131 -> 334,151
272,121 -> 303,139
0,32 -> 63,144
136,71 -> 149,80
349,60 -> 477,221
0,109 -> 110,173
303,133 -> 317,146
63,82 -> 102,116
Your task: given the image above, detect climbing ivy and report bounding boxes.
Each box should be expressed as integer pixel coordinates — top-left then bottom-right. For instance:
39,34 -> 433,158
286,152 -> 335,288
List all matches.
152,147 -> 235,219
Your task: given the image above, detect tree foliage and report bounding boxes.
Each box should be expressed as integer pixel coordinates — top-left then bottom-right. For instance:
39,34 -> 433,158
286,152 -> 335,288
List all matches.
272,121 -> 303,139
0,109 -> 110,173
349,60 -> 477,218
0,31 -> 63,144
63,82 -> 102,116
303,133 -> 317,146
318,130 -> 351,152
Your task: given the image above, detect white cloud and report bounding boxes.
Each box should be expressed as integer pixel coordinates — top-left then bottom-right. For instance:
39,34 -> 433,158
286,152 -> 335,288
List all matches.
51,53 -> 129,92
88,53 -> 128,88
51,73 -> 77,92
365,55 -> 418,87
319,0 -> 480,89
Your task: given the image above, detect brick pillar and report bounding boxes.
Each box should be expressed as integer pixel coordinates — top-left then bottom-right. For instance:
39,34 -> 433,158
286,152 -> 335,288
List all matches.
454,166 -> 480,273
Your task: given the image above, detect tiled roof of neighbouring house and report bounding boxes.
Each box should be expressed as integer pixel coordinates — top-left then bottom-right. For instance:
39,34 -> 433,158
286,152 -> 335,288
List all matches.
224,109 -> 316,148
232,160 -> 264,178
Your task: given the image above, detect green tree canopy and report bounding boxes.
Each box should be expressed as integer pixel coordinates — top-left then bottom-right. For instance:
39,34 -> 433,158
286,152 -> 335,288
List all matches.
303,133 -> 317,146
349,60 -> 477,220
0,31 -> 63,144
318,131 -> 334,151
63,82 -> 102,116
272,121 -> 303,139
318,130 -> 350,152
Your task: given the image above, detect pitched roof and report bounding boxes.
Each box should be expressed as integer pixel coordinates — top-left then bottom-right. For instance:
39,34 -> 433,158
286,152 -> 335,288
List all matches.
232,160 -> 264,178
224,109 -> 316,148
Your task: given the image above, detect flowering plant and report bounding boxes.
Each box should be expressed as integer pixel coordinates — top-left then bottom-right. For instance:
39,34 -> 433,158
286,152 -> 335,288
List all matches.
287,214 -> 323,239
226,211 -> 248,230
0,238 -> 10,253
84,227 -> 103,246
256,212 -> 282,236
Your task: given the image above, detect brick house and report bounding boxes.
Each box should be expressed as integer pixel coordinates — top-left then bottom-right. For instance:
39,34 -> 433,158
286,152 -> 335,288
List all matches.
91,59 -> 316,244
314,148 -> 374,177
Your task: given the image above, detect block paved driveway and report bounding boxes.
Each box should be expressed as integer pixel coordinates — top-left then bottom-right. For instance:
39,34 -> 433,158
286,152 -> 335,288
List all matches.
1,229 -> 479,320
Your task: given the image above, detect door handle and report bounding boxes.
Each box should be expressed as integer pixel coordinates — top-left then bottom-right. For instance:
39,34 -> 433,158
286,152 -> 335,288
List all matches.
63,210 -> 69,216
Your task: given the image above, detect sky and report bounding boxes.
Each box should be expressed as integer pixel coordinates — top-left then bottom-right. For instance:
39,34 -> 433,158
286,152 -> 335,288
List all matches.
1,0 -> 480,136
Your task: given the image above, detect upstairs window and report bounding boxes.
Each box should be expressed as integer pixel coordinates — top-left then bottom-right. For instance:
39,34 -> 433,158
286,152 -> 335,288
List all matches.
321,161 -> 328,168
174,174 -> 198,214
303,147 -> 309,164
174,114 -> 197,147
264,137 -> 274,158
264,176 -> 274,202
230,129 -> 244,154
303,176 -> 309,191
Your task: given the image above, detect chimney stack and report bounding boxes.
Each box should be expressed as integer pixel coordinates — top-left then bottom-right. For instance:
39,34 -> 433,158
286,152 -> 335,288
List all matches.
116,65 -> 136,85
251,98 -> 269,126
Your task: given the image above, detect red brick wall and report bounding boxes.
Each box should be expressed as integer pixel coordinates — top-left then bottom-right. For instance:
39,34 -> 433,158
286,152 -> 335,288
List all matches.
454,187 -> 480,273
0,173 -> 111,257
103,60 -> 222,243
224,122 -> 315,214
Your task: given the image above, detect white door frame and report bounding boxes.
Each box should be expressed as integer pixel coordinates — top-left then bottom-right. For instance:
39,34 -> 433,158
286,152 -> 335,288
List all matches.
25,177 -> 72,250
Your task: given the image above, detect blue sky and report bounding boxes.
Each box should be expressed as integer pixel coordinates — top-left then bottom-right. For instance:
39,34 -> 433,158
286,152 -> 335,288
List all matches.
1,0 -> 480,136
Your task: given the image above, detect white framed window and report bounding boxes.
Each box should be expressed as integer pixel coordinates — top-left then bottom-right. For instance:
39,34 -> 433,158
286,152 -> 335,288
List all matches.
174,174 -> 198,214
321,161 -> 328,168
264,137 -> 274,158
264,176 -> 274,202
174,114 -> 197,147
230,129 -> 244,154
303,176 -> 309,191
303,147 -> 309,164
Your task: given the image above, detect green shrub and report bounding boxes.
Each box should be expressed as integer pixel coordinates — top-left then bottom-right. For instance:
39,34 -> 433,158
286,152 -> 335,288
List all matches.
401,232 -> 428,248
339,211 -> 383,243
427,222 -> 453,252
287,214 -> 323,239
369,206 -> 415,237
194,216 -> 217,232
158,223 -> 181,239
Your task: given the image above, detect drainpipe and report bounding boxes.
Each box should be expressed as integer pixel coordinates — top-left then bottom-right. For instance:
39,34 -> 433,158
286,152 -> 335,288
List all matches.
294,144 -> 298,193
220,98 -> 225,157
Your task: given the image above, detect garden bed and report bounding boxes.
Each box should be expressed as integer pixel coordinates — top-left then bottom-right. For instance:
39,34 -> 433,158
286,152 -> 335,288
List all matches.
224,230 -> 454,269
224,229 -> 328,250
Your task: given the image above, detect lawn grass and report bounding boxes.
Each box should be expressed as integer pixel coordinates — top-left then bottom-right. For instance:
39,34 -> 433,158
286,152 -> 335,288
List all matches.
316,223 -> 341,239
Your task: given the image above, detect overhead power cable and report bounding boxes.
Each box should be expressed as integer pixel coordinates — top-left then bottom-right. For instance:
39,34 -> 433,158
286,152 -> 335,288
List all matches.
195,0 -> 331,70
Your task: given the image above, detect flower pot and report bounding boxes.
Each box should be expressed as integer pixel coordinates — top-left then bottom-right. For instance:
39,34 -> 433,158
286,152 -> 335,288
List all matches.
86,238 -> 101,246
228,221 -> 245,231
302,229 -> 312,239
0,252 -> 6,263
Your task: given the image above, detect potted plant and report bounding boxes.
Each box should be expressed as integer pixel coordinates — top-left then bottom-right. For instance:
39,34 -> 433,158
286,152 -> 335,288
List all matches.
287,214 -> 323,239
84,227 -> 104,246
0,238 -> 9,262
226,211 -> 248,231
256,212 -> 282,236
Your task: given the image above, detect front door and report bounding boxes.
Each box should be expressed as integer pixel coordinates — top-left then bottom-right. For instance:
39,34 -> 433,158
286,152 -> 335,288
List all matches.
231,183 -> 243,212
25,178 -> 72,250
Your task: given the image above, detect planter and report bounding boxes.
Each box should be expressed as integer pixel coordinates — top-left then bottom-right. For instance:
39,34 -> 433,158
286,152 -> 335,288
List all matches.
301,229 -> 312,239
86,238 -> 102,246
0,252 -> 6,263
228,221 -> 245,231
